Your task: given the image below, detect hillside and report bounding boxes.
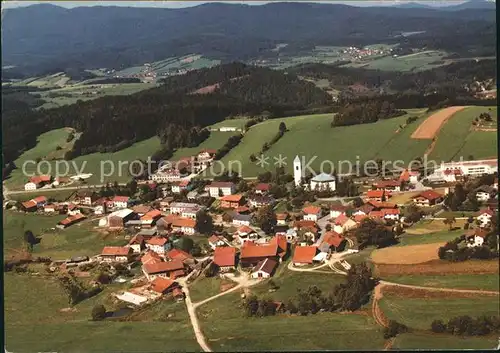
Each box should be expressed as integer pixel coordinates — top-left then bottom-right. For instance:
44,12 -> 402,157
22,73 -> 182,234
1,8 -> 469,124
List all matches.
2,63 -> 331,176
2,2 -> 495,75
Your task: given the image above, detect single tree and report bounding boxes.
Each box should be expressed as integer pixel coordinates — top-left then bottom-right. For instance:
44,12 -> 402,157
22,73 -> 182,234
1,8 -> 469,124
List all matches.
195,210 -> 214,234
254,205 -> 277,234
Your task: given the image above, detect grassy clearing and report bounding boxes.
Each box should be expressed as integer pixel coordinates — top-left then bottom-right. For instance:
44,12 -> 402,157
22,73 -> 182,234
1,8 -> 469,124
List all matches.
405,219 -> 466,235
189,276 -> 225,303
4,273 -> 199,352
382,274 -> 499,291
430,106 -> 496,162
457,131 -> 497,161
7,189 -> 81,202
214,110 -> 430,177
379,295 -> 499,331
209,118 -> 248,130
171,131 -> 238,160
5,128 -> 74,188
438,211 -> 478,219
343,50 -> 449,72
398,229 -> 464,246
197,291 -> 386,351
3,211 -> 124,259
393,332 -> 498,350
249,269 -> 346,301
389,191 -> 421,205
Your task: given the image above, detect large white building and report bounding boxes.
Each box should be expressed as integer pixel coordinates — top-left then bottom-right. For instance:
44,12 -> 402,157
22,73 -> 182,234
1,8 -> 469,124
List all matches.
433,159 -> 497,179
310,173 -> 336,191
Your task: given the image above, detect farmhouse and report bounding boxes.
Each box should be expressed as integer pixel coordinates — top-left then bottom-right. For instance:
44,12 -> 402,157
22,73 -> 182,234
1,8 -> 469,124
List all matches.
236,225 -> 258,243
171,217 -> 196,235
21,200 -> 38,212
310,173 -> 336,191
99,246 -> 132,263
220,194 -> 245,209
167,248 -> 194,265
477,208 -> 494,227
140,209 -> 162,227
127,234 -> 146,254
172,180 -> 190,194
366,190 -> 389,202
352,203 -> 375,216
248,195 -> 275,208
276,213 -> 289,226
213,246 -> 237,272
292,245 -> 318,266
412,190 -> 443,207
208,182 -> 236,198
251,258 -> 278,279
145,236 -> 172,255
141,251 -> 163,266
67,203 -> 82,216
465,229 -> 489,248
231,213 -> 253,227
475,185 -> 495,202
132,205 -> 153,216
107,209 -> 135,228
111,196 -> 130,209
57,213 -> 86,229
197,149 -> 217,161
330,204 -> 348,219
170,202 -> 203,216
75,191 -> 99,206
33,196 -> 47,207
24,175 -> 51,191
303,205 -> 322,222
399,169 -> 420,184
240,242 -> 278,268
333,214 -> 357,234
208,235 -> 227,250
44,204 -> 56,213
271,234 -> 288,261
150,169 -> 182,182
150,277 -> 179,295
373,180 -> 401,192
255,183 -> 271,194
321,231 -> 346,252
142,260 -> 185,281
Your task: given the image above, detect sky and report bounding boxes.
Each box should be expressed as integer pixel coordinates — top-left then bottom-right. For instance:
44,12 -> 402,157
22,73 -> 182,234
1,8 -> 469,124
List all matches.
0,1 -> 472,9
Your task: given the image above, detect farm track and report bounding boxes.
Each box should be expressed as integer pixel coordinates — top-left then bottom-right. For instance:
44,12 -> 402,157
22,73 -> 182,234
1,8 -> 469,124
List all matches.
411,106 -> 467,139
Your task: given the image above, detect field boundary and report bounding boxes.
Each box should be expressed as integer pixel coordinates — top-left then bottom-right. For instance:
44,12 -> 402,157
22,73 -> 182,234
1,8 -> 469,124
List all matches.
411,106 -> 466,139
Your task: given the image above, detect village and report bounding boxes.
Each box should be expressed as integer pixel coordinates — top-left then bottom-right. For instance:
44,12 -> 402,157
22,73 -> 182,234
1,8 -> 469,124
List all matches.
5,148 -> 499,316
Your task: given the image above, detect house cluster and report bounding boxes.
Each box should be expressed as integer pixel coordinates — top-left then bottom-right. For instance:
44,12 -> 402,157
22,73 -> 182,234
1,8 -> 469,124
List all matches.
426,159 -> 498,183
149,149 -> 218,182
24,175 -> 71,191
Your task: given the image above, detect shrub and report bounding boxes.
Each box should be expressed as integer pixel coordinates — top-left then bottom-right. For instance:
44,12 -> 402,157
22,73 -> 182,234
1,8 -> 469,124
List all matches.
91,305 -> 107,321
384,320 -> 408,339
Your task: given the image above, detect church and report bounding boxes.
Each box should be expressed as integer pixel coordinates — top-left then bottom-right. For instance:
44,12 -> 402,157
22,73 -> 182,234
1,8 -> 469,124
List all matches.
293,156 -> 336,191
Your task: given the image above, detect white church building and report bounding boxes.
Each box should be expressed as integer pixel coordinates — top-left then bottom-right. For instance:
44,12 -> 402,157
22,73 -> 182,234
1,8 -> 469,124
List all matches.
293,155 -> 336,191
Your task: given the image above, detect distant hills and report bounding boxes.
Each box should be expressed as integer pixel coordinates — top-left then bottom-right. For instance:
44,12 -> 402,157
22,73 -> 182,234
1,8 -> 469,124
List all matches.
2,2 -> 496,76
396,0 -> 495,10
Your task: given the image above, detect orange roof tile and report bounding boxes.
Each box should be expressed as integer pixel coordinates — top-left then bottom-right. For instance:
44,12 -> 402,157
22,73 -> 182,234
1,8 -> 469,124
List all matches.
214,246 -> 236,267
322,231 -> 345,248
292,246 -> 317,264
237,225 -> 255,234
32,196 -> 47,203
143,260 -> 184,274
141,251 -> 163,265
141,209 -> 162,220
416,190 -> 442,201
146,236 -> 169,246
303,206 -> 321,215
151,277 -> 177,293
172,217 -> 196,228
366,190 -> 385,198
101,246 -> 130,256
240,243 -> 278,259
167,248 -> 193,261
220,194 -> 243,202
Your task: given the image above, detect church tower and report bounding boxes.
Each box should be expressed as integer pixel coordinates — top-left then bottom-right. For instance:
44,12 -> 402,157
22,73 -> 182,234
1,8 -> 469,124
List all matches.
293,155 -> 302,186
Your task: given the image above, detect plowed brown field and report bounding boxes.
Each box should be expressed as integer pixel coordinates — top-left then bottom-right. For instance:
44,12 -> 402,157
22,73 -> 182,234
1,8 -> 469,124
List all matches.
371,243 -> 443,265
411,106 -> 466,139
375,259 -> 499,277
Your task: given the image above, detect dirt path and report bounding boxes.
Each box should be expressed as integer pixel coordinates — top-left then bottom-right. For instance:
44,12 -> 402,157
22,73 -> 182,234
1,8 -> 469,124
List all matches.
379,280 -> 500,296
411,106 -> 466,139
183,285 -> 213,352
193,283 -> 243,309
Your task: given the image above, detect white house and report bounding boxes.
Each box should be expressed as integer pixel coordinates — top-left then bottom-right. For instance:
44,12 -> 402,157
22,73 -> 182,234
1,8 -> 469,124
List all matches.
94,204 -> 106,215
467,234 -> 485,248
172,180 -> 190,194
99,247 -> 132,263
382,208 -> 400,221
171,218 -> 196,235
219,127 -> 237,132
145,236 -> 172,255
111,196 -> 130,209
128,235 -> 145,254
208,235 -> 227,250
329,205 -> 347,219
43,204 -> 56,213
475,185 -> 495,202
303,206 -> 322,222
477,208 -> 494,228
170,202 -> 202,215
251,258 -> 278,279
150,169 -> 182,182
208,182 -> 235,198
310,173 -> 336,191
231,213 -> 252,227
24,182 -> 37,191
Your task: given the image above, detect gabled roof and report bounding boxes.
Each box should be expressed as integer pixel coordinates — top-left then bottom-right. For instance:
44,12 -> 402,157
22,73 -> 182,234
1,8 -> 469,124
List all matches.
369,210 -> 384,219
151,277 -> 177,293
415,190 -> 442,201
128,234 -> 145,245
322,231 -> 345,248
235,206 -> 251,214
146,236 -> 169,246
292,246 -> 317,264
330,204 -> 347,212
479,208 -> 495,216
366,190 -> 385,198
214,246 -> 236,267
303,206 -> 321,215
141,251 -> 163,265
240,242 -> 278,259
334,213 -> 350,225
293,220 -> 319,230
167,248 -> 193,261
276,213 -> 289,220
32,196 -> 47,203
381,208 -> 400,216
112,196 -> 130,203
101,246 -> 131,256
368,201 -> 397,209
270,234 -> 288,258
311,173 -> 335,182
208,235 -> 224,244
255,183 -> 271,191
132,205 -> 153,214
22,200 -> 37,209
220,194 -> 243,203
237,225 -> 255,234
172,217 -> 196,228
141,209 -> 162,220
354,214 -> 369,223
253,258 -> 278,274
356,203 -> 375,214
143,260 -> 184,274
374,180 -> 400,188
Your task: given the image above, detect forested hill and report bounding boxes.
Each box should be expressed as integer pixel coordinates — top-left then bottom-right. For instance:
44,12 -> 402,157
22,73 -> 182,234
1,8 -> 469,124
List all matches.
2,2 -> 495,75
2,64 -> 331,171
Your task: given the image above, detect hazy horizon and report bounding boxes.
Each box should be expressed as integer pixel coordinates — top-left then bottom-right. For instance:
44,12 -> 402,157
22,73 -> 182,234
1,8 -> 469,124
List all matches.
1,0 -> 473,9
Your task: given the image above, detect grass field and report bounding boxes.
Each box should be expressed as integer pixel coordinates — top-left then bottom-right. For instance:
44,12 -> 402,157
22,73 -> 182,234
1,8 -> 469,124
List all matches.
3,211 -> 124,259
457,131 -> 497,160
209,118 -> 248,130
429,106 -> 497,162
405,219 -> 466,235
392,332 -> 498,350
189,276 -> 226,303
5,128 -> 76,189
6,136 -> 161,189
7,189 -> 81,202
398,229 -> 464,246
197,291 -> 386,351
4,274 -> 199,352
382,274 -> 499,291
343,50 -> 449,72
171,131 -> 238,160
379,295 -> 499,331
213,110 -> 431,177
